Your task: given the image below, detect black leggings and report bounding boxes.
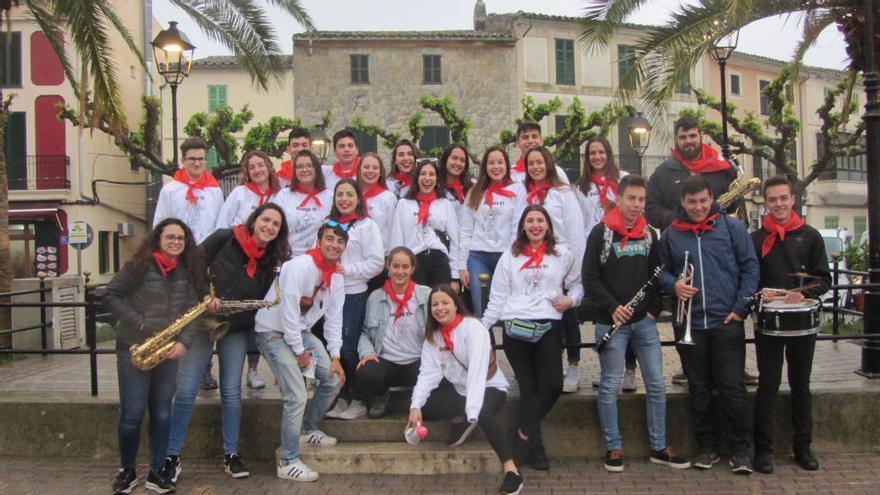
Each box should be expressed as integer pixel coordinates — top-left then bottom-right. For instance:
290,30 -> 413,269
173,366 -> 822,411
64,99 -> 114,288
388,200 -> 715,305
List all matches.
561,307 -> 581,363
421,379 -> 511,462
413,249 -> 451,289
355,357 -> 420,397
502,320 -> 563,440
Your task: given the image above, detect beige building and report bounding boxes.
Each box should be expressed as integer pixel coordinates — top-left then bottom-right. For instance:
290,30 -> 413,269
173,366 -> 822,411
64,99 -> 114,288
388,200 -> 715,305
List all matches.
6,1 -> 152,284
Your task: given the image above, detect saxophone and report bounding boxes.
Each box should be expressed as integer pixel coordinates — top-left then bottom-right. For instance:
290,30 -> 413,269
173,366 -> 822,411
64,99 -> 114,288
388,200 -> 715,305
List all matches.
130,295 -> 214,371
718,157 -> 761,210
208,267 -> 282,341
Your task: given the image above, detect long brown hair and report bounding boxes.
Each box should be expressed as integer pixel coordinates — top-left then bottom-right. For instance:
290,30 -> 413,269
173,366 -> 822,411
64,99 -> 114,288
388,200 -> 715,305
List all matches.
124,218 -> 206,292
289,149 -> 326,191
577,136 -> 620,195
510,204 -> 559,257
439,143 -> 473,201
241,203 -> 292,282
524,146 -> 565,190
466,146 -> 511,211
357,152 -> 388,189
424,284 -> 472,345
238,150 -> 281,193
390,139 -> 420,177
403,160 -> 445,200
329,178 -> 368,219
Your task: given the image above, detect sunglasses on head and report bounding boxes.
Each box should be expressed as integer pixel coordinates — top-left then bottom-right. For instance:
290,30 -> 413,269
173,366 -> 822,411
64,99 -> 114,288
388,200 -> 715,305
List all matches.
326,220 -> 350,232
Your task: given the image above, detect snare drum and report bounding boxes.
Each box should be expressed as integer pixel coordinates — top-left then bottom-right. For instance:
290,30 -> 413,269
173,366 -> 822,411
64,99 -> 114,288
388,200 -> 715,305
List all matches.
755,299 -> 821,337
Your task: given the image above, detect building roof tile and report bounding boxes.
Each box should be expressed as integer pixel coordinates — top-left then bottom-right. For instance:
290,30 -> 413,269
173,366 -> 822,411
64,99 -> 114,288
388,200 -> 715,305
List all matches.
192,55 -> 294,69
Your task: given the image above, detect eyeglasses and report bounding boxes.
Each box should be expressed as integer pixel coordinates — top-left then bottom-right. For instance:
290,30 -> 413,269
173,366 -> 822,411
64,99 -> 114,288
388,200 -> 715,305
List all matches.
185,157 -> 207,163
326,220 -> 350,232
294,164 -> 313,170
416,158 -> 438,166
162,235 -> 186,243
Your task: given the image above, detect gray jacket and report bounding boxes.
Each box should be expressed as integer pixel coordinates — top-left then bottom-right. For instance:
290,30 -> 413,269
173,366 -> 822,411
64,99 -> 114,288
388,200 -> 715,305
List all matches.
358,284 -> 432,360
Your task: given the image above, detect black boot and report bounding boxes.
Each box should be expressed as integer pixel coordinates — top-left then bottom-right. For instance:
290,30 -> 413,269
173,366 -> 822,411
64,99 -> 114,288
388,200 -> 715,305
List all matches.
753,451 -> 773,474
527,431 -> 549,471
794,447 -> 818,471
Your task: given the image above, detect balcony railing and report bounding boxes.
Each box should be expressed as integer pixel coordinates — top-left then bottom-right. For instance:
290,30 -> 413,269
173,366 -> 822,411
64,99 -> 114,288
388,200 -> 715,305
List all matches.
7,155 -> 71,191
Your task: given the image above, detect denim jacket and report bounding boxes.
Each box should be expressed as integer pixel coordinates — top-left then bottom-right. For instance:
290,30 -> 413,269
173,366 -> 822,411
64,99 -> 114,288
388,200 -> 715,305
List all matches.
358,284 -> 432,359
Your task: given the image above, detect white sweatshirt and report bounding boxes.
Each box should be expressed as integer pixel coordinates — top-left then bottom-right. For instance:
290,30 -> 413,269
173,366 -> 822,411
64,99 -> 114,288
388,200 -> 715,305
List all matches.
338,218 -> 385,294
365,189 -> 398,255
322,164 -> 357,191
254,254 -> 344,357
274,187 -> 333,256
576,170 -> 630,234
153,181 -> 224,244
389,197 -> 461,276
215,185 -> 279,229
541,187 -> 587,274
386,177 -> 411,199
410,317 -> 509,422
459,182 -> 526,270
480,245 -> 584,329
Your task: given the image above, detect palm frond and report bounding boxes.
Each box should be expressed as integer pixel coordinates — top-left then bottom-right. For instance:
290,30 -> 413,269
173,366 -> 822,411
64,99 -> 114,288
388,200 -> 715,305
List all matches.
266,0 -> 315,32
94,1 -> 146,70
580,0 -> 652,53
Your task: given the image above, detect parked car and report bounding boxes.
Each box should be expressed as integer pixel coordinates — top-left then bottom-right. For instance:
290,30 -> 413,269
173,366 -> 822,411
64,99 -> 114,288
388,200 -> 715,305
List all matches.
818,228 -> 851,309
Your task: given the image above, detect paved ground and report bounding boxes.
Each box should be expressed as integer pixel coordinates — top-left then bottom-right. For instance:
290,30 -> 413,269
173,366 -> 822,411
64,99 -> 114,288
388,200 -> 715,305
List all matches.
2,453 -> 879,494
0,320 -> 872,399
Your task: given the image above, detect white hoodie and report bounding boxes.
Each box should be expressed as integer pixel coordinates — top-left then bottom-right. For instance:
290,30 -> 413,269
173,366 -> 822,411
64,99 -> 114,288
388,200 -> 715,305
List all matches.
274,187 -> 333,256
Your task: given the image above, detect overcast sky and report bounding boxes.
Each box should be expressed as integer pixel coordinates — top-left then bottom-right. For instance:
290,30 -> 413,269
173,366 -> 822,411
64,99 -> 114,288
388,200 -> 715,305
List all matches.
153,0 -> 849,70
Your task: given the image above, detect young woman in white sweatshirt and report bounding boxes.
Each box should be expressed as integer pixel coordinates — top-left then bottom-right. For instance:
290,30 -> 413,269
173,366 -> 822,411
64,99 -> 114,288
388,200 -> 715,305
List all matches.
386,139 -> 419,199
357,152 -> 398,256
216,150 -> 282,229
459,147 -> 526,320
408,285 -> 524,495
481,205 -> 583,471
575,136 -> 629,234
389,160 -> 461,290
274,150 -> 333,256
322,179 -> 385,421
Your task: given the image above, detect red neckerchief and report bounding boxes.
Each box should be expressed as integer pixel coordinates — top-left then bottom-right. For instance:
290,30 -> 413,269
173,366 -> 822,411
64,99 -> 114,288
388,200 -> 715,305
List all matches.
416,191 -> 437,225
520,242 -> 547,270
296,186 -> 322,207
245,182 -> 273,206
332,156 -> 361,179
592,174 -> 618,208
513,157 -> 526,174
440,314 -> 464,351
670,213 -> 719,235
526,181 -> 550,205
363,183 -> 387,199
151,251 -> 178,278
232,224 -> 266,278
601,208 -> 647,250
383,279 -> 416,322
485,180 -> 516,207
336,212 -> 359,225
671,144 -> 731,174
173,169 -> 219,204
277,160 -> 293,181
761,212 -> 806,258
446,177 -> 464,203
306,248 -> 337,289
394,172 -> 413,189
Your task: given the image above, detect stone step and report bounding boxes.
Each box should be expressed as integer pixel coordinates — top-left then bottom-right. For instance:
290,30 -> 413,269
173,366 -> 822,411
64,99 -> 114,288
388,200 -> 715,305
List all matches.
278,442 -> 501,474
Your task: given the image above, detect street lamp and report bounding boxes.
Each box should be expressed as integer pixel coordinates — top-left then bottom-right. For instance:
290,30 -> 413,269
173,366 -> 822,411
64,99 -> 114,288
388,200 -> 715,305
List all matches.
628,111 -> 652,174
708,21 -> 740,160
310,125 -> 329,162
152,21 -> 195,166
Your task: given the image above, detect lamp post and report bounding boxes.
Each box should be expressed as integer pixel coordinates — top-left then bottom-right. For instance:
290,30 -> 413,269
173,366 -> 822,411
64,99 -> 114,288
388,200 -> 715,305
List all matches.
859,0 -> 880,377
310,125 -> 329,162
708,23 -> 740,160
628,111 -> 652,175
152,22 -> 195,166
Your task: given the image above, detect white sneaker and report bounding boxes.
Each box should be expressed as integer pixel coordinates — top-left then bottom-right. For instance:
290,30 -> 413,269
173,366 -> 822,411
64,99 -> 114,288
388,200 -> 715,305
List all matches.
336,399 -> 367,420
562,364 -> 580,393
324,399 -> 349,419
300,429 -> 337,447
247,369 -> 266,389
622,368 -> 637,392
276,458 -> 319,482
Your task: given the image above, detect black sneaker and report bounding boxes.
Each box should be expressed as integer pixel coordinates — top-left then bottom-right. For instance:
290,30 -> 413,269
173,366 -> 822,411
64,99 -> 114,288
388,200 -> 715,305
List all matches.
754,451 -> 773,474
368,390 -> 391,419
650,447 -> 690,469
163,455 -> 181,483
224,454 -> 250,479
692,452 -> 720,470
447,420 -> 478,447
604,449 -> 624,473
730,454 -> 753,475
793,448 -> 819,471
499,470 -> 523,495
528,438 -> 549,471
112,468 -> 138,495
145,469 -> 175,494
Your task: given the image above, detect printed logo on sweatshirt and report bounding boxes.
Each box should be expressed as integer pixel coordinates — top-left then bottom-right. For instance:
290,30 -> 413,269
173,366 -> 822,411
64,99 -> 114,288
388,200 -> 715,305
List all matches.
613,239 -> 647,258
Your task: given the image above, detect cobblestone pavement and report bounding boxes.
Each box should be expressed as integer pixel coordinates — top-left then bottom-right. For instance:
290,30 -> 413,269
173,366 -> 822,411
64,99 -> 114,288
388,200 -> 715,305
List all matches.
1,453 -> 878,494
0,321 -> 872,399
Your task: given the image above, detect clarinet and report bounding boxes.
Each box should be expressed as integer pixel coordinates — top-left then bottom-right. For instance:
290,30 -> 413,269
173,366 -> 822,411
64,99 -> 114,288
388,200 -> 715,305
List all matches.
594,265 -> 664,353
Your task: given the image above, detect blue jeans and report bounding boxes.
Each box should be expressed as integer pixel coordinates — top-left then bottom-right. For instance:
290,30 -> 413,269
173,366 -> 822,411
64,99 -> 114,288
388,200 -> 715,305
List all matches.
167,329 -> 247,456
257,330 -> 340,462
467,250 -> 502,317
116,348 -> 179,472
340,291 -> 368,399
595,317 -> 666,451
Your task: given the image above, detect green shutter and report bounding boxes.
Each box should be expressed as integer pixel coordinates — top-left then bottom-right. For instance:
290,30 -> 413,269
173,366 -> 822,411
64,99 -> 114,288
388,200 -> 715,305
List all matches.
555,39 -> 575,86
208,85 -> 228,112
1,32 -> 22,87
618,44 -> 635,84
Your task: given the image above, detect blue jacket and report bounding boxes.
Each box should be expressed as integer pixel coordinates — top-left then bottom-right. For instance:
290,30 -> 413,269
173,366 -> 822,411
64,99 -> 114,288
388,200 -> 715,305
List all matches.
658,204 -> 759,330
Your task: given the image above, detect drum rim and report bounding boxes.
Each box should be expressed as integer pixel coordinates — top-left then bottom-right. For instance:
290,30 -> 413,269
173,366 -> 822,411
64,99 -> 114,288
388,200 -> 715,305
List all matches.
756,327 -> 821,337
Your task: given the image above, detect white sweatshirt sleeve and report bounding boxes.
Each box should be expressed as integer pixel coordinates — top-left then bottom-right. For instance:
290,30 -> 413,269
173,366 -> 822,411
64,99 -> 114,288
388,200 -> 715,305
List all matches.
322,275 -> 346,358
279,263 -> 308,355
343,220 -> 385,283
458,203 -> 476,272
152,184 -> 172,227
480,251 -> 512,329
410,342 -> 443,411
562,248 -> 585,307
389,201 -> 408,252
463,319 -> 491,422
444,201 -> 461,277
216,186 -> 243,229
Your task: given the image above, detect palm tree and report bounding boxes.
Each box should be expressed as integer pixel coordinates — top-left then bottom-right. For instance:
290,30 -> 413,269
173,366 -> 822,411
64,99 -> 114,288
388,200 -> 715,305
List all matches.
580,0 -> 878,120
0,0 -> 314,346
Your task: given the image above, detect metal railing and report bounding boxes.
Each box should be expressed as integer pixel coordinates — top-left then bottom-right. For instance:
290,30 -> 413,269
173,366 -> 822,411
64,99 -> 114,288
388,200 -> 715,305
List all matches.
6,155 -> 71,191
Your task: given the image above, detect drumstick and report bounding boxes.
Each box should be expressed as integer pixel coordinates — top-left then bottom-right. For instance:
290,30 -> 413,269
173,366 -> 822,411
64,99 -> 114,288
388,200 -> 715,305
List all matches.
789,283 -> 820,294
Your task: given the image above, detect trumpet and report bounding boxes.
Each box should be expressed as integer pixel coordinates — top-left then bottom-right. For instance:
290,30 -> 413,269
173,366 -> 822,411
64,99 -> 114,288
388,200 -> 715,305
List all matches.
676,251 -> 695,346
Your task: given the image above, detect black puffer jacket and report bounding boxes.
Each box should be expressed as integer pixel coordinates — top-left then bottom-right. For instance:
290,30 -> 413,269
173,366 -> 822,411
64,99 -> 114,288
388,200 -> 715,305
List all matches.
646,156 -> 737,230
104,261 -> 201,350
200,229 -> 277,332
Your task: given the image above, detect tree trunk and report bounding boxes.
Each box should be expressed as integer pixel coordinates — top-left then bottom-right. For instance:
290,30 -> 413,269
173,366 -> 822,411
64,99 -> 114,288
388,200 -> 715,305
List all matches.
0,90 -> 11,348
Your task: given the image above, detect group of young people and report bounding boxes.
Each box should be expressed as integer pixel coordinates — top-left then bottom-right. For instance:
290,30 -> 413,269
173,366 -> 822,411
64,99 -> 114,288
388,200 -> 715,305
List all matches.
106,116 -> 830,495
